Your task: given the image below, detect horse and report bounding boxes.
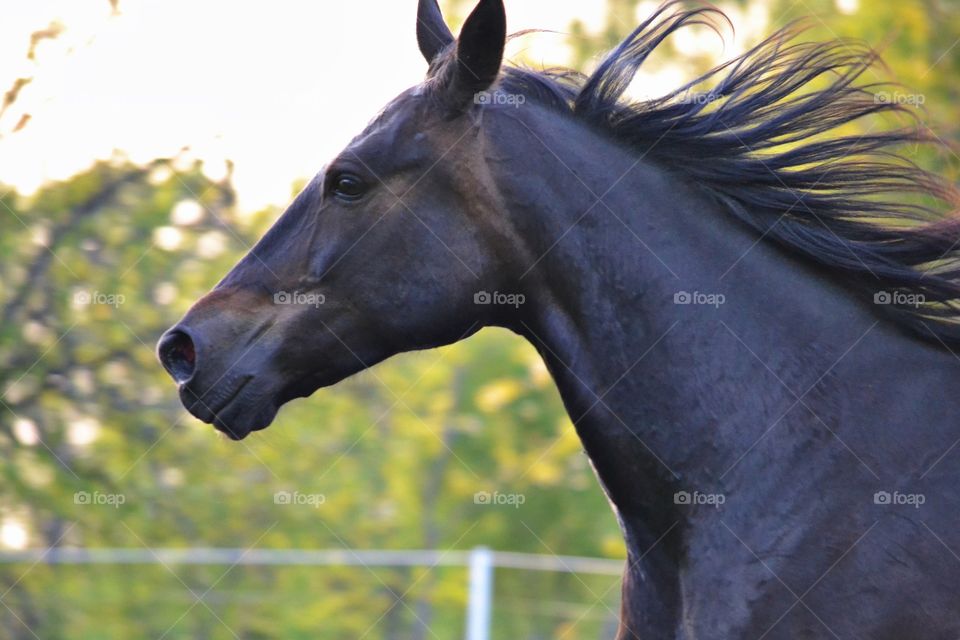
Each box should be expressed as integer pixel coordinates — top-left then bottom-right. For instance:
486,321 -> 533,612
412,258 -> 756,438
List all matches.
158,1 -> 960,637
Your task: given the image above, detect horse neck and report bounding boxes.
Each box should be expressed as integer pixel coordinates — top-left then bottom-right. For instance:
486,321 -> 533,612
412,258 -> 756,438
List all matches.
503,122 -> 743,516
497,103 -> 905,552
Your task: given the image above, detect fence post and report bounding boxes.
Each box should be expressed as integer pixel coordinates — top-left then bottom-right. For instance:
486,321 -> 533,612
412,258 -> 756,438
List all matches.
465,546 -> 493,640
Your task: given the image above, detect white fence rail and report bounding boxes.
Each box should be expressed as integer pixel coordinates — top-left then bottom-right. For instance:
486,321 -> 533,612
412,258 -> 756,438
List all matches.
0,547 -> 625,640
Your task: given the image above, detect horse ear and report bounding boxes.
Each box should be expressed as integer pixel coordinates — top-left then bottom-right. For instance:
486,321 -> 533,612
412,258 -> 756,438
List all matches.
455,0 -> 506,96
417,0 -> 454,63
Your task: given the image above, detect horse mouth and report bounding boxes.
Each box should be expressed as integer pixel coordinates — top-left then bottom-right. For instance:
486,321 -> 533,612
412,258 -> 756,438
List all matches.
210,377 -> 254,440
181,376 -> 270,441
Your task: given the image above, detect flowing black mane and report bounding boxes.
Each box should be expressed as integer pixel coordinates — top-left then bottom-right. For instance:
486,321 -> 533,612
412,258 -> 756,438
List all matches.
448,2 -> 960,346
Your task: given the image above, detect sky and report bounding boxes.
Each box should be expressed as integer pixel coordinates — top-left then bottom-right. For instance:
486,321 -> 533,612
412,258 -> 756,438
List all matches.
0,0 -> 774,211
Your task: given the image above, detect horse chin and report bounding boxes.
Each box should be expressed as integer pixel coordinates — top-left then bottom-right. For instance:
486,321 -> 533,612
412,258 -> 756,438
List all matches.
212,368 -> 364,441
212,402 -> 279,441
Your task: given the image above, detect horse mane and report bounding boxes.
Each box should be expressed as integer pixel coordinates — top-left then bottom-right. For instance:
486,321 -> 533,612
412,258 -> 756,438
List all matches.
487,1 -> 960,347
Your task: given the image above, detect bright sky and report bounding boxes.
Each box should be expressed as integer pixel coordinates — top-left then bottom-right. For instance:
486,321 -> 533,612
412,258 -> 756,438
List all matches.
0,0 -> 771,211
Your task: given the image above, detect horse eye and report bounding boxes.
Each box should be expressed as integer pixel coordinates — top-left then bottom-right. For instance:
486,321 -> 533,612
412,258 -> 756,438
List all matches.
332,174 -> 367,201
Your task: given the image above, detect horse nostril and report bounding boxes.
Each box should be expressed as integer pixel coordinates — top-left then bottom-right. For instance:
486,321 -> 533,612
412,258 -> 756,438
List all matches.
158,329 -> 197,384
